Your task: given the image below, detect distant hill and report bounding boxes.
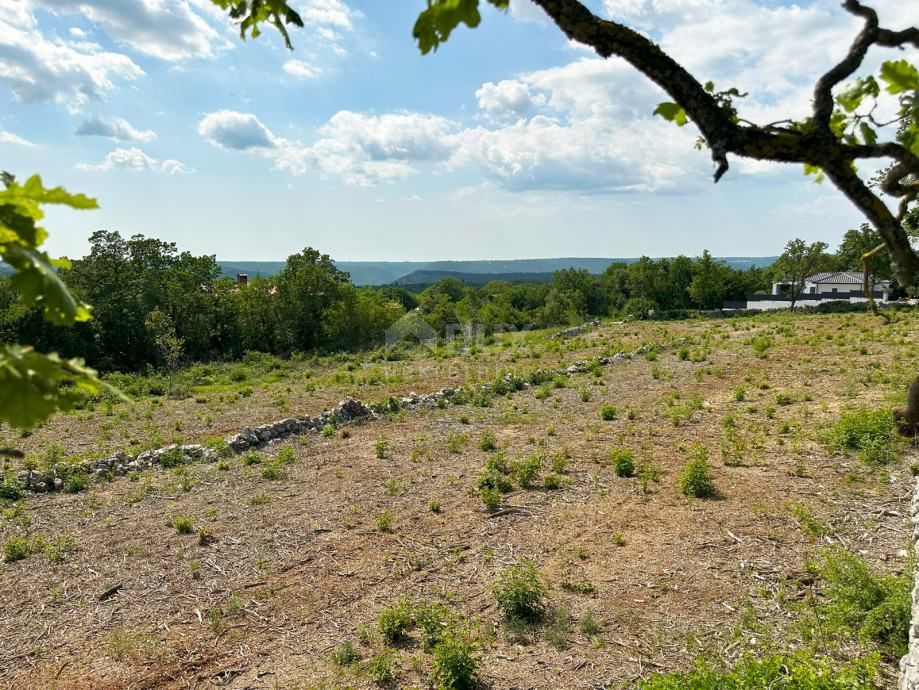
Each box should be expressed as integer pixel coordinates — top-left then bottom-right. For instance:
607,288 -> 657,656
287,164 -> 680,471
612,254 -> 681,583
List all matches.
217,256 -> 777,287
393,270 -> 556,288
2,257 -> 777,286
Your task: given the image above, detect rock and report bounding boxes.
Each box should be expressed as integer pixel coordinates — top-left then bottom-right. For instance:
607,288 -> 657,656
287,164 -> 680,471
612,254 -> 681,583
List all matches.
52,478 -> 63,491
32,482 -> 47,493
332,397 -> 374,423
15,471 -> 29,489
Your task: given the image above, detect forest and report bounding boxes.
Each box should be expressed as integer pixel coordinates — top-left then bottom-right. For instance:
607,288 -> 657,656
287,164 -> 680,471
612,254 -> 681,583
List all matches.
0,224 -> 902,375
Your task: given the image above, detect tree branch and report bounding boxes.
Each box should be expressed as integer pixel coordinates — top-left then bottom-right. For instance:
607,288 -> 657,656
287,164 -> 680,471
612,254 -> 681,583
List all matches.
530,0 -> 919,286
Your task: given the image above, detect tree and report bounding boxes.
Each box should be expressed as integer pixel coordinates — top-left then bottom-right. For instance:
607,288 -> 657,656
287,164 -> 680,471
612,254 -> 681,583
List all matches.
276,248 -> 349,351
773,239 -> 833,310
687,250 -> 727,310
837,223 -> 892,287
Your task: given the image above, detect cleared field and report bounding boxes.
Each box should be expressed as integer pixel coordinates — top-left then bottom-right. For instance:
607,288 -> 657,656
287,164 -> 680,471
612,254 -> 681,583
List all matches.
1,310 -> 917,689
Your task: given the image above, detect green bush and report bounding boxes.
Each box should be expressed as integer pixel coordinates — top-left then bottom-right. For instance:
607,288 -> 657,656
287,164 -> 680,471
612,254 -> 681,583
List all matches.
478,430 -> 498,452
203,437 -> 233,459
367,649 -> 399,683
481,486 -> 501,512
635,652 -> 879,689
830,407 -> 898,466
330,641 -> 360,666
415,601 -> 449,651
171,516 -> 194,534
242,450 -> 263,466
275,444 -> 296,465
492,561 -> 546,622
810,547 -> 910,658
510,455 -> 541,488
63,471 -> 89,493
600,404 -> 617,421
378,596 -> 414,645
678,445 -> 715,498
159,447 -> 186,468
610,448 -> 635,478
431,630 -> 479,690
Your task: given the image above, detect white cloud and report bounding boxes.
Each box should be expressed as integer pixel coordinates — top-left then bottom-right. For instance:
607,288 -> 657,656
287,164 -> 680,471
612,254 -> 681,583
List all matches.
35,0 -> 228,62
301,0 -> 358,30
198,110 -> 281,151
510,0 -> 549,24
283,59 -> 321,79
0,3 -> 143,112
68,26 -> 87,38
77,146 -> 192,173
475,80 -> 545,119
0,129 -> 35,146
75,116 -> 155,142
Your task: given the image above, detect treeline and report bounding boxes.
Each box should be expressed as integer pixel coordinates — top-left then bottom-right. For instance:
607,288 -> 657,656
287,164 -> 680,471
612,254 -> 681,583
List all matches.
0,226 -> 897,373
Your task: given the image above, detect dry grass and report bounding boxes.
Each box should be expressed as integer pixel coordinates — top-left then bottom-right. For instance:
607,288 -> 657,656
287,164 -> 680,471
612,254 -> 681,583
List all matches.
1,311 -> 917,688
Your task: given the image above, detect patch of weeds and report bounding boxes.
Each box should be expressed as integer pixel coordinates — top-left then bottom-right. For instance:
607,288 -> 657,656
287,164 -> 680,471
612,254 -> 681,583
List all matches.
543,473 -> 561,490
331,641 -> 361,667
171,516 -> 194,534
790,503 -> 827,539
416,601 -> 450,651
447,433 -> 469,454
428,498 -> 442,513
275,443 -> 296,464
511,455 -> 541,488
550,452 -> 568,474
634,652 -> 878,688
580,610 -> 602,637
481,486 -> 501,512
431,629 -> 479,690
545,606 -> 572,650
248,493 -> 270,507
679,444 -> 716,498
3,535 -> 44,563
260,462 -> 285,480
242,450 -> 263,466
202,437 -> 233,459
197,527 -> 215,546
610,448 -> 635,478
492,561 -> 546,622
600,404 -> 617,421
44,535 -> 76,564
385,478 -> 403,496
376,511 -> 393,533
375,436 -> 390,459
830,407 -> 899,466
478,430 -> 498,452
378,596 -> 414,645
367,649 -> 399,683
808,547 -> 910,658
64,471 -> 89,494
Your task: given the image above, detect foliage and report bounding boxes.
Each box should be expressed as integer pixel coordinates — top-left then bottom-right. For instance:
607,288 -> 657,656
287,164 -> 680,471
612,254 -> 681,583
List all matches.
610,448 -> 635,478
492,561 -> 546,622
0,173 -> 112,430
830,407 -> 898,466
808,548 -> 911,659
413,0 -> 510,54
377,595 -> 414,645
634,652 -> 879,689
678,445 -> 716,498
431,629 -> 479,690
772,239 -> 834,309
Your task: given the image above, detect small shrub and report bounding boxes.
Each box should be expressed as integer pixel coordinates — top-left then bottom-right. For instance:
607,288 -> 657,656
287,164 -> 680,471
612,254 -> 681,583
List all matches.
579,389 -> 592,402
331,641 -> 360,667
367,649 -> 399,683
416,601 -> 449,651
375,436 -> 389,459
44,535 -> 76,564
545,606 -> 572,650
159,447 -> 186,468
171,516 -> 194,534
492,561 -> 546,622
580,610 -> 602,636
511,455 -> 541,488
679,445 -> 716,498
831,407 -> 898,466
376,511 -> 392,533
600,404 -> 617,421
63,472 -> 89,494
203,437 -> 233,459
431,630 -> 479,690
242,450 -> 263,466
610,448 -> 635,478
447,433 -> 469,454
378,596 -> 413,644
429,498 -> 442,513
4,536 -> 37,563
198,527 -> 215,546
550,453 -> 568,474
275,444 -> 296,464
478,430 -> 498,452
543,474 -> 561,490
260,462 -> 284,480
481,486 -> 501,512
611,532 -> 626,546
321,424 -> 335,438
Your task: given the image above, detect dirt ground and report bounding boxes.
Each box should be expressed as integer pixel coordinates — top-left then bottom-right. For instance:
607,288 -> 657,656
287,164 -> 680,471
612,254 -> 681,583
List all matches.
1,311 -> 916,689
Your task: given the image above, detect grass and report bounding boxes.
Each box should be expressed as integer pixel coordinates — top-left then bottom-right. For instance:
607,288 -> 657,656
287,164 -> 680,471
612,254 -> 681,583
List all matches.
378,595 -> 414,645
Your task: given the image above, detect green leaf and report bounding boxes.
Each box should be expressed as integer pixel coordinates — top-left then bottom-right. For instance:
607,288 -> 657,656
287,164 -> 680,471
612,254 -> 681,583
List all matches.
0,345 -> 117,430
880,60 -> 919,95
413,0 -> 509,54
858,122 -> 877,146
653,102 -> 688,126
803,164 -> 825,184
210,0 -> 303,49
837,76 -> 879,113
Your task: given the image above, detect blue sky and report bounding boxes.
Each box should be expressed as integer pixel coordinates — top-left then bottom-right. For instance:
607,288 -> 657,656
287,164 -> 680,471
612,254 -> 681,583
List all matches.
0,0 -> 915,261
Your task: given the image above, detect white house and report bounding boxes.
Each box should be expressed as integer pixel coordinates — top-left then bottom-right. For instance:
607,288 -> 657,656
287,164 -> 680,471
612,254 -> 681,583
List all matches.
744,271 -> 891,310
